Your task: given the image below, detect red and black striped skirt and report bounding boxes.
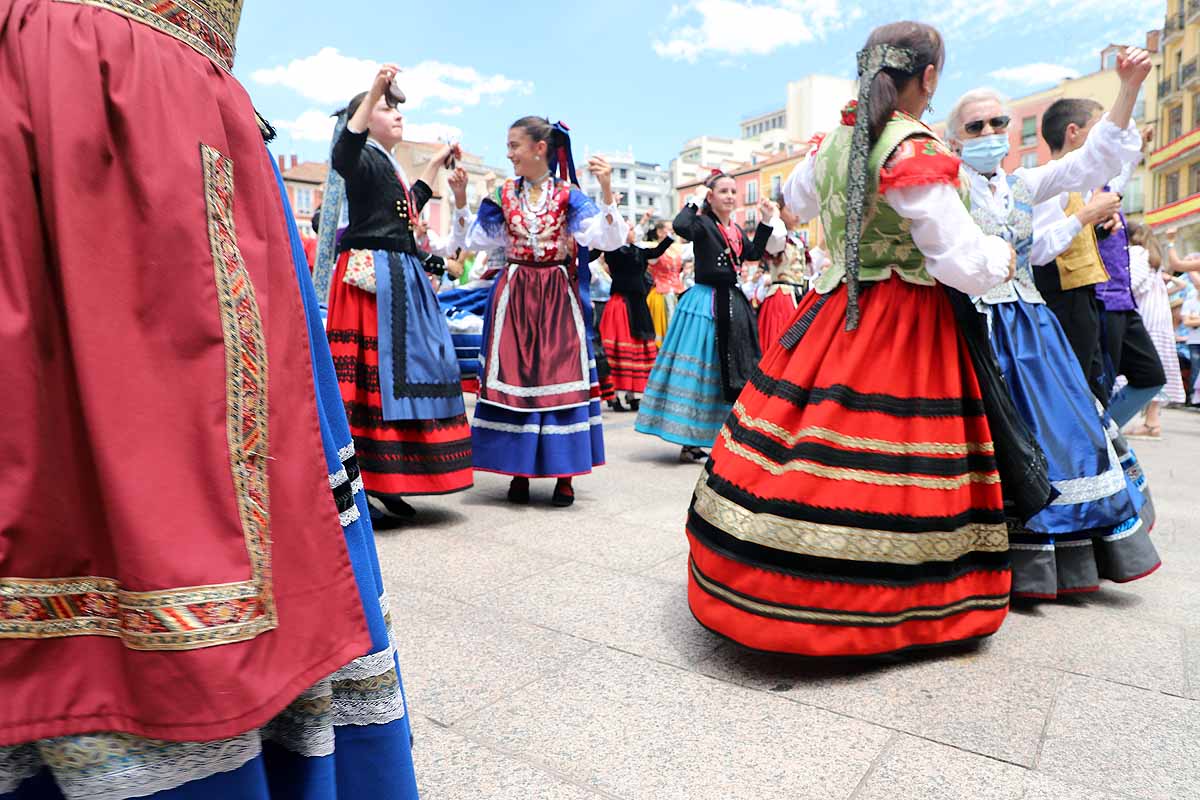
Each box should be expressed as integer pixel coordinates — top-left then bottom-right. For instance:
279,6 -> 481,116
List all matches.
327,252 -> 473,498
688,278 -> 1010,657
599,294 -> 659,393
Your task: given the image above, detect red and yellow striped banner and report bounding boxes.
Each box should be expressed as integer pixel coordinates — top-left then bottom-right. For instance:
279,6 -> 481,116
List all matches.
1148,127 -> 1200,169
1147,192 -> 1200,228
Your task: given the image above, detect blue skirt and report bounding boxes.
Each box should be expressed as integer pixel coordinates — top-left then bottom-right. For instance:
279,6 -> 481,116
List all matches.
374,250 -> 464,422
472,374 -> 606,478
0,155 -> 421,800
989,299 -> 1159,597
990,300 -> 1136,532
635,286 -> 731,447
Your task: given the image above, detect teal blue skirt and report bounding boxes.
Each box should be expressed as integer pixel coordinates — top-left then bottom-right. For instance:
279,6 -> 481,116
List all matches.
635,285 -> 731,447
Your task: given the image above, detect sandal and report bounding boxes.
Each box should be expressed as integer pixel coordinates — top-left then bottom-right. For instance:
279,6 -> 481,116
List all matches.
1125,425 -> 1161,440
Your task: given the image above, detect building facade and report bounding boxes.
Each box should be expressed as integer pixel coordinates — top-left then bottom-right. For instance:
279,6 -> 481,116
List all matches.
783,75 -> 857,144
578,148 -> 674,225
735,76 -> 857,156
1148,2 -> 1200,245
670,135 -> 762,192
279,155 -> 326,237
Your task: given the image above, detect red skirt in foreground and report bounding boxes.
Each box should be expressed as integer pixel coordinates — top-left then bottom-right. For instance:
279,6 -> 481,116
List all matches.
757,285 -> 803,353
599,294 -> 659,393
0,1 -> 373,743
327,252 -> 472,497
688,279 -> 1010,657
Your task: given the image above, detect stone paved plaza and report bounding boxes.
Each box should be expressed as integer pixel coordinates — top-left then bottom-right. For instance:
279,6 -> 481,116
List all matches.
378,406 -> 1200,800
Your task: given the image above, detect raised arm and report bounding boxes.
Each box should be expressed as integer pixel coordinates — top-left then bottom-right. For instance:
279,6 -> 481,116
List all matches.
642,236 -> 675,261
418,142 -> 462,192
1165,230 -> 1200,272
672,200 -> 703,242
448,170 -> 508,253
569,189 -> 628,252
335,64 -> 396,180
747,199 -> 788,258
1018,115 -> 1143,202
331,127 -> 369,182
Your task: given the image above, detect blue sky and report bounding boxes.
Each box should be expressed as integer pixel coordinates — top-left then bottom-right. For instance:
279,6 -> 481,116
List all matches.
235,0 -> 1165,170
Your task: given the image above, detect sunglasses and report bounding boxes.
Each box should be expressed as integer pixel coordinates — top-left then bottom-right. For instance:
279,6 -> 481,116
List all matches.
963,115 -> 1011,135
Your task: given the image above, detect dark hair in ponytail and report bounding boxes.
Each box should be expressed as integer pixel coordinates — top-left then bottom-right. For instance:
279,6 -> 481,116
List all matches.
701,171 -> 735,218
862,21 -> 944,145
509,115 -> 567,155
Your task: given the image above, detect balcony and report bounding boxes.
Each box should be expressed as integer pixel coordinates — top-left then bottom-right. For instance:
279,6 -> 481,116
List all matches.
1160,75 -> 1178,101
1167,11 -> 1186,39
1190,0 -> 1200,22
1186,58 -> 1200,89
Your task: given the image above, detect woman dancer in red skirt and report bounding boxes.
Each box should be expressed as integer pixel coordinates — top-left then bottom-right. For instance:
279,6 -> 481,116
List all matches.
326,65 -> 474,521
686,21 -> 1023,657
598,228 -> 674,410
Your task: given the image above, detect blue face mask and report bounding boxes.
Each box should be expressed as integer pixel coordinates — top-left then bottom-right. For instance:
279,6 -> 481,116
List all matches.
960,133 -> 1010,175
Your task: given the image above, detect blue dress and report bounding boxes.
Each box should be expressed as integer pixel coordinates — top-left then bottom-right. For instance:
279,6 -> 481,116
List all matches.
970,174 -> 1159,598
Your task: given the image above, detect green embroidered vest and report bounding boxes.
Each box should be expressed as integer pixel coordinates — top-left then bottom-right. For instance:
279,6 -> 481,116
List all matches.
812,116 -> 961,294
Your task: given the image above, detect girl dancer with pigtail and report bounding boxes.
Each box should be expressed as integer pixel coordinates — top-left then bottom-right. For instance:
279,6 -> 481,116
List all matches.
449,117 -> 627,507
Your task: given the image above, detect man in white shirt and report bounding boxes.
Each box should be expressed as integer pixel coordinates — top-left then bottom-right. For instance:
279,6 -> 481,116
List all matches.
1031,96 -> 1139,405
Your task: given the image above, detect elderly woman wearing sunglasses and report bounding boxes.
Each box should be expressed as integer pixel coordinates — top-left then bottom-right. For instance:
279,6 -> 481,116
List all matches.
945,71 -> 1157,601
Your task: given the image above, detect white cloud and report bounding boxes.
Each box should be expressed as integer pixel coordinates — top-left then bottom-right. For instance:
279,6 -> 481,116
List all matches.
404,122 -> 464,144
271,111 -> 461,146
923,0 -> 1161,41
251,48 -> 377,105
653,0 -> 846,63
251,48 -> 532,111
438,106 -> 465,116
273,109 -> 337,142
988,63 -> 1081,87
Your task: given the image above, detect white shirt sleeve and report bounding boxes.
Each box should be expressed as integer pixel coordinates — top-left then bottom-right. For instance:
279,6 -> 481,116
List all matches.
573,200 -> 629,251
764,214 -> 788,255
422,227 -> 456,258
1031,194 -> 1083,266
1107,158 -> 1140,196
781,155 -> 820,222
883,183 -> 1011,296
1015,114 -> 1144,204
449,206 -> 507,253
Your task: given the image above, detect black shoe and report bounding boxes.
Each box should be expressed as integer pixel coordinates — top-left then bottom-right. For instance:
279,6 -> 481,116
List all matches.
608,397 -> 628,412
628,397 -> 641,412
507,477 -> 531,504
678,446 -> 709,464
368,506 -> 405,530
379,496 -> 417,518
551,480 -> 575,507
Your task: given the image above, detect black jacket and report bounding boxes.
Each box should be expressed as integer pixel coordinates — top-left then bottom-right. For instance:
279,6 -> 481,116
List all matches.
602,238 -> 673,341
332,128 -> 431,254
671,204 -> 773,400
671,204 -> 774,287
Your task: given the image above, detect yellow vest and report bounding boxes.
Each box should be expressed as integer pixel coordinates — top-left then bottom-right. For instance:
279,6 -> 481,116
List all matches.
1055,192 -> 1110,290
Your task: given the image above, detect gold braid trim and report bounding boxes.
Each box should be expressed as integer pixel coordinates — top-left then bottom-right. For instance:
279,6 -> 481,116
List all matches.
692,477 -> 1008,564
731,401 -> 994,455
718,427 -> 1001,489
